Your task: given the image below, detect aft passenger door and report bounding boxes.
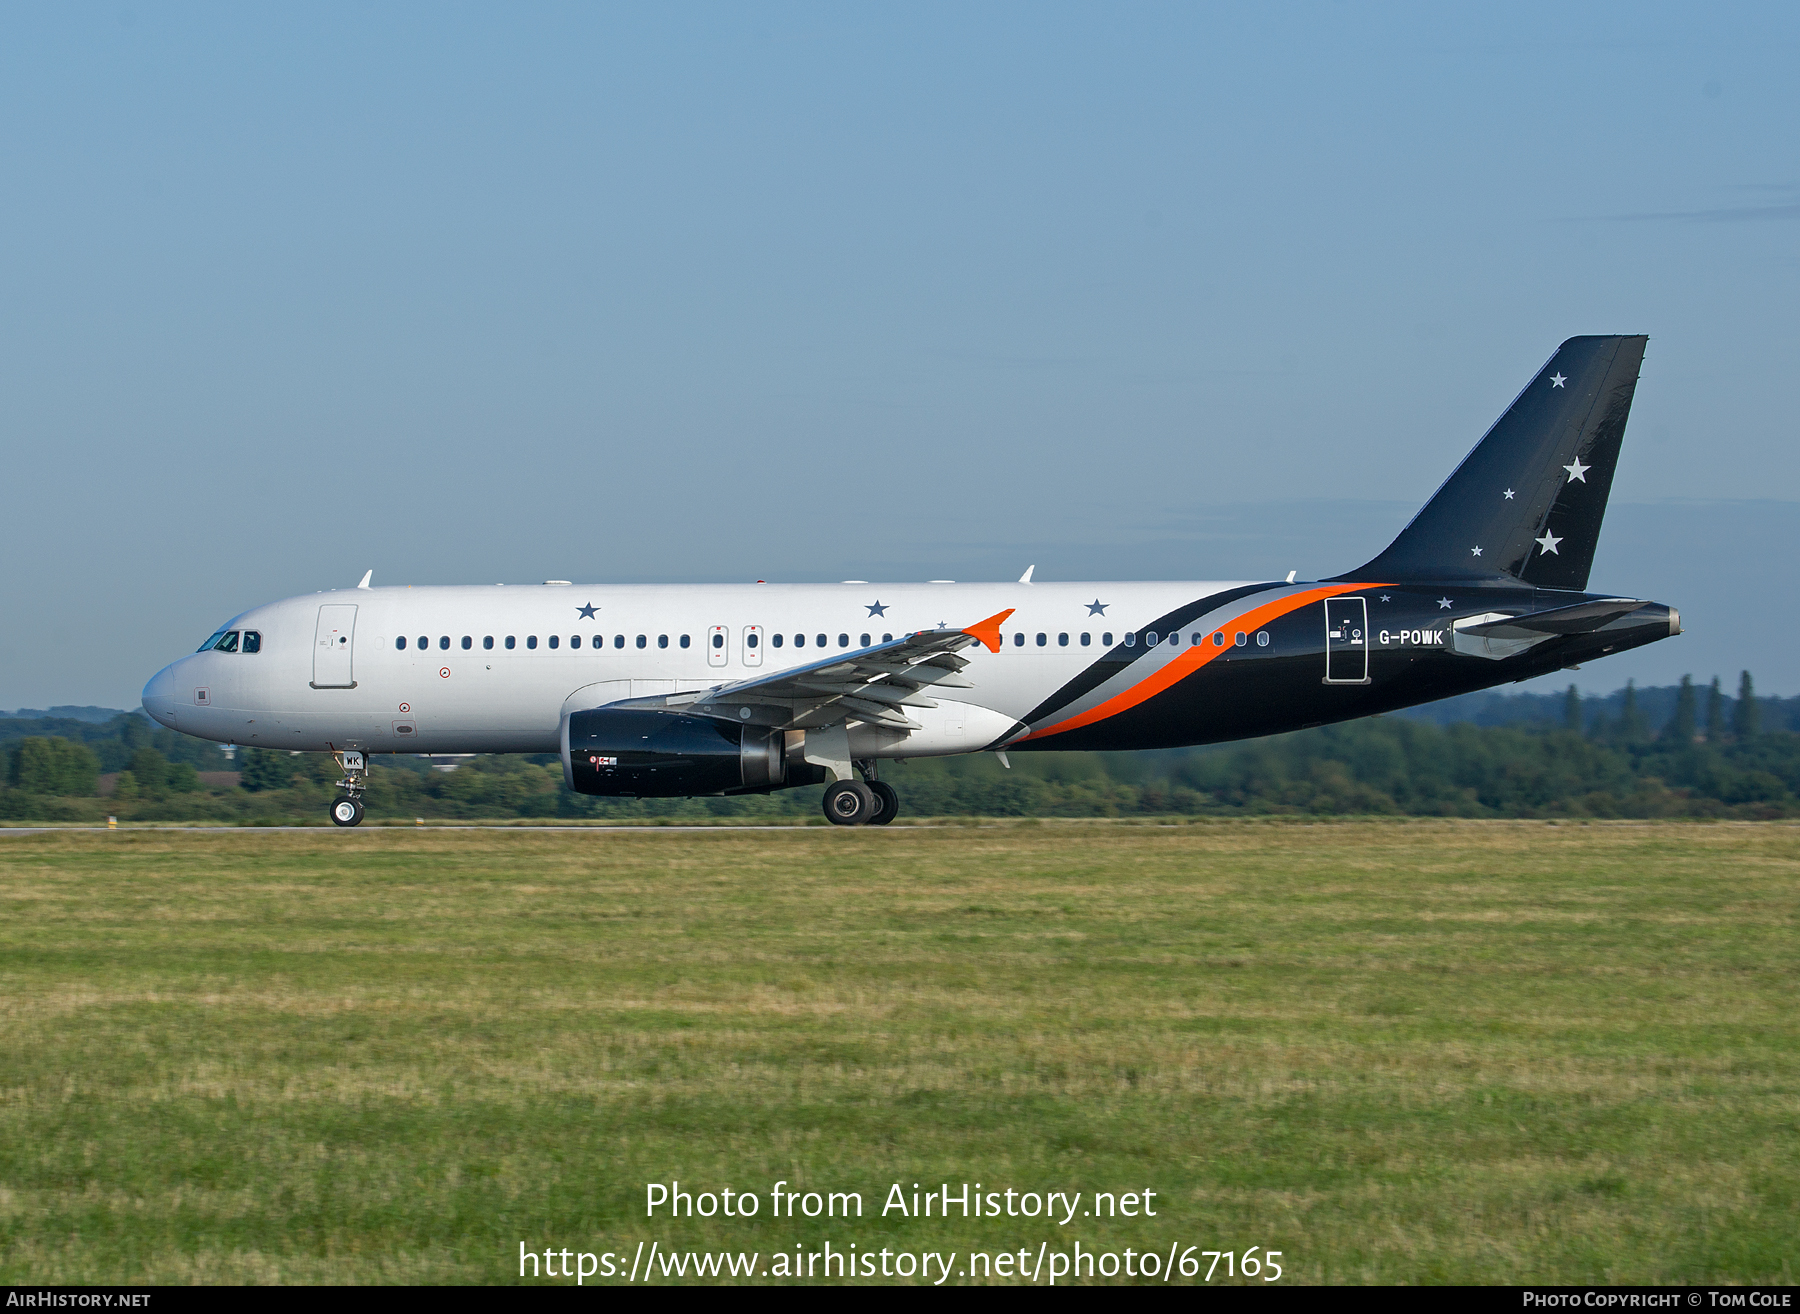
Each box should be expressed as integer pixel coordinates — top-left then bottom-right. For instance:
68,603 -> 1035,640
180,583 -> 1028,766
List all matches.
312,604 -> 358,688
1324,597 -> 1368,685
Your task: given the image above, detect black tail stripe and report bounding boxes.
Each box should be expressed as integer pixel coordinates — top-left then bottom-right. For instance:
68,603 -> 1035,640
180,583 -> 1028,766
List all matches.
1019,582 -> 1281,727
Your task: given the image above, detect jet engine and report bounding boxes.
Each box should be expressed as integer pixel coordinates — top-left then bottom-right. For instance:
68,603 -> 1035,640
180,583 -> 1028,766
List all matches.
561,707 -> 823,798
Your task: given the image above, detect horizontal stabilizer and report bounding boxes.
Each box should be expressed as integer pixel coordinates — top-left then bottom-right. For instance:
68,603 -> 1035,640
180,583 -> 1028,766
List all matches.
1457,598 -> 1647,641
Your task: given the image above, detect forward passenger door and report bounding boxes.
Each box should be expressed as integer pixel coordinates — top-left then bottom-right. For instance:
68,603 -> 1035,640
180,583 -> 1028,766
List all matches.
311,605 -> 358,688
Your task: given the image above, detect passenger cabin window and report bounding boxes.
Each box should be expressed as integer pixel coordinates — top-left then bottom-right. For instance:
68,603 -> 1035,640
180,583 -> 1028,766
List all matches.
439,636 -> 450,650
462,636 -> 472,650
658,635 -> 668,649
1147,632 -> 1159,646
241,631 -> 260,653
614,635 -> 624,648
593,635 -> 603,648
882,633 -> 892,643
818,634 -> 828,648
794,634 -> 806,648
527,636 -> 538,650
1013,633 -> 1024,647
772,633 -> 784,648
860,633 -> 870,647
395,637 -> 406,651
838,634 -> 849,648
1257,631 -> 1270,647
1058,633 -> 1068,646
1037,632 -> 1047,646
1102,632 -> 1113,646
1234,632 -> 1247,646
1123,632 -> 1136,647
1212,631 -> 1225,647
743,633 -> 755,649
681,634 -> 691,649
569,635 -> 580,648
212,631 -> 239,653
712,633 -> 724,649
484,636 -> 494,650
548,635 -> 559,649
636,635 -> 646,648
417,636 -> 428,650
1080,632 -> 1091,646
505,636 -> 516,650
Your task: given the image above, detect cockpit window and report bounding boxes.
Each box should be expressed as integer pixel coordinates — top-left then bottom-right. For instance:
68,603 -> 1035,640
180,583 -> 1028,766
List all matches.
198,628 -> 230,653
211,631 -> 240,653
241,630 -> 261,654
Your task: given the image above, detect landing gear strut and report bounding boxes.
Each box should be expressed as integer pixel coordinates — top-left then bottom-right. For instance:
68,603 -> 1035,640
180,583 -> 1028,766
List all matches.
329,750 -> 367,827
820,761 -> 901,827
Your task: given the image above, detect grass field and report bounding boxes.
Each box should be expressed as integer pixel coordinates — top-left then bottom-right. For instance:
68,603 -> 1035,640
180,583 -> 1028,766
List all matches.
1,821 -> 1796,1285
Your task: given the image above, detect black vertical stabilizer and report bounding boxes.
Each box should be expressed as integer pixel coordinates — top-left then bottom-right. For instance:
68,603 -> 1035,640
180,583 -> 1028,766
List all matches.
1339,335 -> 1648,589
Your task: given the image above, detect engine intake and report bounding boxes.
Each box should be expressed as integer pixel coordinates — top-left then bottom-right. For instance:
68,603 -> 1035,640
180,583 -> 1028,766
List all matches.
562,707 -> 820,798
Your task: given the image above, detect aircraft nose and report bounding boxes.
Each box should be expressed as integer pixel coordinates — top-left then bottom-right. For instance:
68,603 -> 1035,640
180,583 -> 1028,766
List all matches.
141,662 -> 181,728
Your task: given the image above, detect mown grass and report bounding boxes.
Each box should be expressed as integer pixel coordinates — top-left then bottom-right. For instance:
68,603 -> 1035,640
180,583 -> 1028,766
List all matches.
1,822 -> 1795,1285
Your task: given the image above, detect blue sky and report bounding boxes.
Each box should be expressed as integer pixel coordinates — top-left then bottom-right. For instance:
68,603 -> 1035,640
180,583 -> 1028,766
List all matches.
2,3 -> 1796,708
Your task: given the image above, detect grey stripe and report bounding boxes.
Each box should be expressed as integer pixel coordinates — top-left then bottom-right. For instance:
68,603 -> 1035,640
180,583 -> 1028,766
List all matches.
1021,584 -> 1321,734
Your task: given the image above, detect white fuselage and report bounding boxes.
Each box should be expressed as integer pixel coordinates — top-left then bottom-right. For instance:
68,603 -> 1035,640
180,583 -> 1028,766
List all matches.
142,581 -> 1243,758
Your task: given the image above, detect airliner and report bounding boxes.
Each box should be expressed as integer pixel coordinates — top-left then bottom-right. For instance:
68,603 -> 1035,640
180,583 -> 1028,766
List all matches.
143,335 -> 1678,827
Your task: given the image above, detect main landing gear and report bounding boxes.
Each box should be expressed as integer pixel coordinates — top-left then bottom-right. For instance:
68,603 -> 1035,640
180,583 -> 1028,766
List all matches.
329,750 -> 367,827
822,763 -> 900,827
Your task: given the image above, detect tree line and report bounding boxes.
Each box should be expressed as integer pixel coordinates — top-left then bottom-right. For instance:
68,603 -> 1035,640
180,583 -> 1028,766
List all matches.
3,672 -> 1797,822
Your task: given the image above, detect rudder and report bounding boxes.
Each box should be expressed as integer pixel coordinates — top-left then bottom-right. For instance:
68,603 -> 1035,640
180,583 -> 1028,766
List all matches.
1341,335 -> 1648,589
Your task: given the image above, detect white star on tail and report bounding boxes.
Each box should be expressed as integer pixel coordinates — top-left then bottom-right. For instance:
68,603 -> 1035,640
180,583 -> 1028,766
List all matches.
1550,373 -> 1567,388
1503,488 -> 1515,500
1563,457 -> 1589,483
1536,531 -> 1562,555
1437,597 -> 1453,609
1471,546 -> 1483,557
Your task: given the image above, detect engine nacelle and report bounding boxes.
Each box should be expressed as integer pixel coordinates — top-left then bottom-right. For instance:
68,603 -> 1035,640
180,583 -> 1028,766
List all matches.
561,707 -> 823,798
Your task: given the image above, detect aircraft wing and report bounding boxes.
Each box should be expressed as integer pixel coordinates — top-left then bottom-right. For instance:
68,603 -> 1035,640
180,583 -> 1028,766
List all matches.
620,609 -> 1013,731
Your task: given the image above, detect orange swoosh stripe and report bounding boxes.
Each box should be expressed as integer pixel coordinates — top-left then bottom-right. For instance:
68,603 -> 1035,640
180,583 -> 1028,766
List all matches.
1017,583 -> 1381,743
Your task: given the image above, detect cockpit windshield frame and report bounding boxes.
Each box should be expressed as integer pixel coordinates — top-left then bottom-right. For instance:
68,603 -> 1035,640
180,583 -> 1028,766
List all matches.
198,627 -> 258,653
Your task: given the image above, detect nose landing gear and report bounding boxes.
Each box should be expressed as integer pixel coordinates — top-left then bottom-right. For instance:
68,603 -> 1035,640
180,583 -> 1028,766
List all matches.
329,750 -> 367,827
